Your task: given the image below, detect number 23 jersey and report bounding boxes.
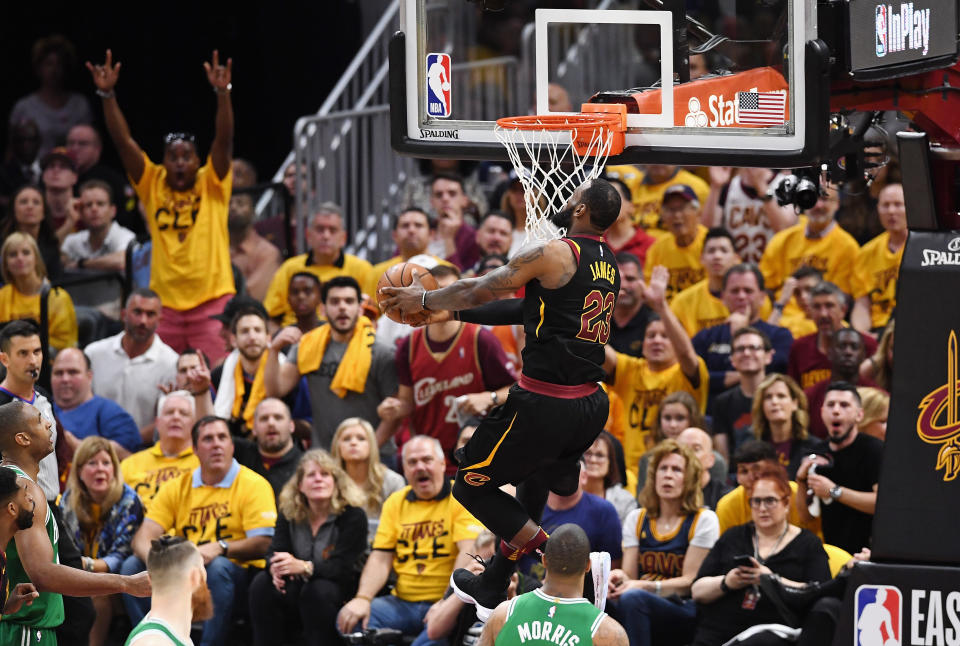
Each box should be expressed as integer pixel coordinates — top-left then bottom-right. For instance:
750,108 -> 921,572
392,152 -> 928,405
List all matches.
522,235 -> 619,386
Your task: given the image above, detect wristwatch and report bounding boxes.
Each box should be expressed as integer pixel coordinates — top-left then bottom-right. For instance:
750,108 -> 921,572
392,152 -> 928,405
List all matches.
829,485 -> 843,501
490,391 -> 500,406
218,540 -> 229,557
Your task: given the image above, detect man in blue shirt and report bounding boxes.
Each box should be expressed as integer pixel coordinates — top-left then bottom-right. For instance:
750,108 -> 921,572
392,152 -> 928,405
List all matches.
521,461 -> 623,581
692,263 -> 793,408
51,348 -> 141,457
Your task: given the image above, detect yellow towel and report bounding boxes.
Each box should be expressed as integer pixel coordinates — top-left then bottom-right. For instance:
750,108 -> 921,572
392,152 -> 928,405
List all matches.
298,316 -> 376,398
233,353 -> 270,429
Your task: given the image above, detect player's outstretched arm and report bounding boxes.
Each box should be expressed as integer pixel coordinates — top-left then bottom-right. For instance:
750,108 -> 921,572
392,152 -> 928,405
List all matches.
477,600 -> 510,646
381,240 -> 575,315
203,50 -> 234,180
17,479 -> 150,597
86,49 -> 145,183
594,616 -> 629,646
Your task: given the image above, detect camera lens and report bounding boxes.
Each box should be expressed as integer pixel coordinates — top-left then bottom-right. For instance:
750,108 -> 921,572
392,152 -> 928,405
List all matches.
794,178 -> 819,210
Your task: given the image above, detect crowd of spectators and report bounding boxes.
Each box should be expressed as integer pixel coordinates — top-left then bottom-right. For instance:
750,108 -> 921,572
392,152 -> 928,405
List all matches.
0,33 -> 902,646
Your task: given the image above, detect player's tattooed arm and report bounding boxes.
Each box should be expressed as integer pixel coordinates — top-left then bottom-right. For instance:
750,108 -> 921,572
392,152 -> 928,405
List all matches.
380,240 -> 573,314
430,241 -> 577,310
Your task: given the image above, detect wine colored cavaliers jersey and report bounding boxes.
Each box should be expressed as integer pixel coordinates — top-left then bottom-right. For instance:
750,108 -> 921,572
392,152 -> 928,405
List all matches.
496,588 -> 606,646
522,236 -> 619,386
409,323 -> 486,454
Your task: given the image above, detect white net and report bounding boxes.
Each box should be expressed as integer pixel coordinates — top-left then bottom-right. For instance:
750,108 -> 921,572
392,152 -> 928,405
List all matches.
495,119 -> 616,245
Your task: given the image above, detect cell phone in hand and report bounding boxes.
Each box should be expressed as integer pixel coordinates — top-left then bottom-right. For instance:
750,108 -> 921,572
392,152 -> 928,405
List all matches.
733,555 -> 755,568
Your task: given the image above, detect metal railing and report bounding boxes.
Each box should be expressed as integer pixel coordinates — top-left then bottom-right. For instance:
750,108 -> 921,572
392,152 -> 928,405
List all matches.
293,56 -> 519,262
260,2 -> 402,227
294,106 -> 416,262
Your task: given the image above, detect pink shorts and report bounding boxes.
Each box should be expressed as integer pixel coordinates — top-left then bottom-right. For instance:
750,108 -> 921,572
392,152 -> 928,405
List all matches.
157,293 -> 233,364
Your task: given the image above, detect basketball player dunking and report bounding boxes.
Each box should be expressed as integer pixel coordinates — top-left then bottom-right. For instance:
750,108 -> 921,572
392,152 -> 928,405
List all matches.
380,178 -> 622,619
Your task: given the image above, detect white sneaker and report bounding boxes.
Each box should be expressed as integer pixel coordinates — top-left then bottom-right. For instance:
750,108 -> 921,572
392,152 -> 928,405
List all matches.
589,551 -> 611,612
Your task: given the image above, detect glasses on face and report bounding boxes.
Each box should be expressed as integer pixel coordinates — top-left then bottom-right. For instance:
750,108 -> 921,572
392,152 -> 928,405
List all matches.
583,451 -> 608,463
732,344 -> 765,355
748,496 -> 786,509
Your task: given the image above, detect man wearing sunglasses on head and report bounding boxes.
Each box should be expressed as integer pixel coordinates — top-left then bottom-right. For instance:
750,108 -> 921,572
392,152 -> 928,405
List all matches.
87,49 -> 236,365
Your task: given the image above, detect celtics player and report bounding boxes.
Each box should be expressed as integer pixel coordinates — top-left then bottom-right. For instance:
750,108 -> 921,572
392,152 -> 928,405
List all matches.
125,536 -> 214,646
381,179 -> 622,617
479,524 -> 627,646
0,401 -> 151,645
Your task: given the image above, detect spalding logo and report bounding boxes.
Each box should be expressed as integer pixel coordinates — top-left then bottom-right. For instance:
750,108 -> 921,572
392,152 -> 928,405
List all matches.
463,472 -> 490,487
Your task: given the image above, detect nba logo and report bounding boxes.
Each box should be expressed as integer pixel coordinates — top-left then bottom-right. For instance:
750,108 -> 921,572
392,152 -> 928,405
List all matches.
425,53 -> 452,118
854,585 -> 901,646
875,4 -> 887,57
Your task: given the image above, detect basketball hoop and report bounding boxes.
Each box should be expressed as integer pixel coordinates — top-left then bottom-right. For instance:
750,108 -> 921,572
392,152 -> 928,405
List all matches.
495,104 -> 626,244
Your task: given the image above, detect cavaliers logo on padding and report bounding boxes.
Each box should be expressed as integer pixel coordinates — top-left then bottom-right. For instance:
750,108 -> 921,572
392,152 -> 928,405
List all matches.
463,472 -> 490,487
917,331 -> 960,480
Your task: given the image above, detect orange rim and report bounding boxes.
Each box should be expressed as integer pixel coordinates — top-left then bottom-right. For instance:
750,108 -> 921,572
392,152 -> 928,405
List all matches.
496,105 -> 627,156
496,113 -> 623,131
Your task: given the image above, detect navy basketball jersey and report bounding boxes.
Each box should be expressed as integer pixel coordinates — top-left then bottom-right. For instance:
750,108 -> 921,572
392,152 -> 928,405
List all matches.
522,235 -> 619,386
633,507 -> 706,579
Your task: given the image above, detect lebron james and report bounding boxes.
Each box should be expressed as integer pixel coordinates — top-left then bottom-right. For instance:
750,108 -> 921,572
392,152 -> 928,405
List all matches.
380,178 -> 621,619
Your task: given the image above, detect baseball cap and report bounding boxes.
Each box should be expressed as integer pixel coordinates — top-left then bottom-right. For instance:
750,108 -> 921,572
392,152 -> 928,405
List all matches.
41,147 -> 77,173
662,184 -> 699,206
209,294 -> 268,326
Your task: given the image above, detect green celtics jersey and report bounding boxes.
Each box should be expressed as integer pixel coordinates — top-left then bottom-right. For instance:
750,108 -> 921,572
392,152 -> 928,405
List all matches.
495,588 -> 605,646
124,616 -> 193,646
1,465 -> 63,628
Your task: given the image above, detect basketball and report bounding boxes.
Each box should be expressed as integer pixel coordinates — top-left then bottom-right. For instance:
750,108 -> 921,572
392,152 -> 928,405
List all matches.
442,81 -> 451,91
376,262 -> 439,325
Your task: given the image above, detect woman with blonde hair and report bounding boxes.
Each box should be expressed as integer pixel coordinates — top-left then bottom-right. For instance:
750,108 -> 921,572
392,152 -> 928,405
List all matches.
607,440 -> 720,646
752,374 -> 818,478
330,417 -> 405,536
59,436 -> 143,646
249,450 -> 368,646
3,184 -> 63,279
858,387 -> 889,441
0,230 -> 77,349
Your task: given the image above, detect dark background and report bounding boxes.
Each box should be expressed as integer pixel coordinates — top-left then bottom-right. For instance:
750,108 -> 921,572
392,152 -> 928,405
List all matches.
0,2 -> 365,181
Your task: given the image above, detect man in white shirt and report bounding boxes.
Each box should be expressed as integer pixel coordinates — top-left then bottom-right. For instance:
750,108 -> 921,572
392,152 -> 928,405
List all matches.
85,288 -> 178,443
61,179 -> 136,272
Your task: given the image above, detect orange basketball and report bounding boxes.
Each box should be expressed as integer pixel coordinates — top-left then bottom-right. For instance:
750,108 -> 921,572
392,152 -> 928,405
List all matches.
376,262 -> 439,325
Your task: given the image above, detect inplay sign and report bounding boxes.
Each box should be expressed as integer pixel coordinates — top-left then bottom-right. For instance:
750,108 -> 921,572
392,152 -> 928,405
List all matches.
848,0 -> 957,78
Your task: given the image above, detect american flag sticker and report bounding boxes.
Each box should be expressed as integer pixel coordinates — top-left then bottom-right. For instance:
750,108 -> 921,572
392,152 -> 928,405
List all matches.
736,91 -> 786,125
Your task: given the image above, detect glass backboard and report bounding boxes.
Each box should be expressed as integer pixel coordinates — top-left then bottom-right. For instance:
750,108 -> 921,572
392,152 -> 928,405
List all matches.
390,0 -> 829,166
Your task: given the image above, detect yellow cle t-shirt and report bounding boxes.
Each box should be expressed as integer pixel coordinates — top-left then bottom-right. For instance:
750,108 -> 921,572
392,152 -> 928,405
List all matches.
644,226 -> 708,302
373,481 -> 483,602
853,231 -> 904,329
147,460 -> 277,568
605,165 -> 710,232
0,285 -> 77,350
263,252 -> 374,326
611,354 -> 709,488
121,445 -> 200,512
759,222 -> 860,296
133,153 -> 235,311
670,280 -> 774,337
